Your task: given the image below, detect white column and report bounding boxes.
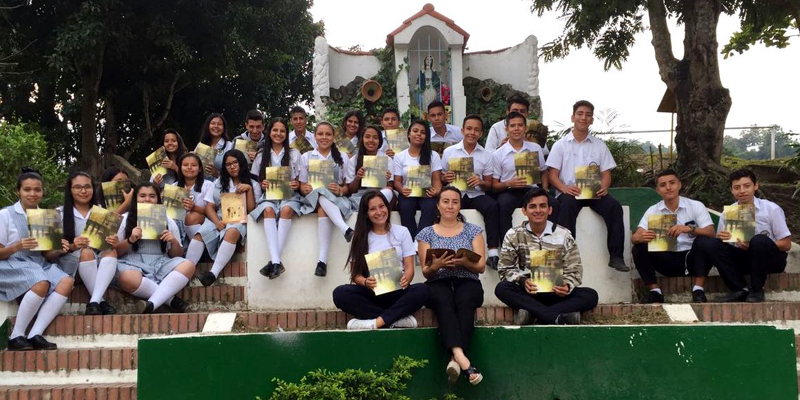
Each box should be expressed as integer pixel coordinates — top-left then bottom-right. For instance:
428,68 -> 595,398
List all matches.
450,44 -> 466,126
312,36 -> 330,121
394,44 -> 411,123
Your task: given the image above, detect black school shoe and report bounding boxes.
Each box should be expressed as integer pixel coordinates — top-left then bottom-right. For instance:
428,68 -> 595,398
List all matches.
555,312 -> 581,325
100,301 -> 117,315
170,297 -> 189,313
259,262 -> 274,278
344,228 -> 354,243
721,290 -> 749,302
315,261 -> 327,277
745,290 -> 765,303
642,290 -> 665,304
85,302 -> 102,316
269,263 -> 285,280
692,290 -> 708,303
28,335 -> 57,350
199,271 -> 217,287
7,336 -> 33,351
608,257 -> 630,272
486,256 -> 499,271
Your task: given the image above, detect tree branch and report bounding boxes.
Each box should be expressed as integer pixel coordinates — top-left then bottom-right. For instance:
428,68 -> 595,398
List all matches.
646,0 -> 679,86
153,72 -> 181,128
122,72 -> 182,158
0,2 -> 28,10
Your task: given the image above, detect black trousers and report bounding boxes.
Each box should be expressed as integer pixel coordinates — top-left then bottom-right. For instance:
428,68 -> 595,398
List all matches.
332,283 -> 430,326
494,281 -> 598,324
497,188 -> 559,240
426,278 -> 484,353
632,243 -> 708,286
692,235 -> 787,292
461,195 -> 500,248
557,194 -> 624,258
397,196 -> 437,239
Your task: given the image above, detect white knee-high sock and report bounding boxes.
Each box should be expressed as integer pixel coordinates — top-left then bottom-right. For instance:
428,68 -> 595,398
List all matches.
10,291 -> 45,339
77,260 -> 98,295
319,198 -> 349,233
185,224 -> 202,240
317,217 -> 332,263
210,240 -> 236,277
277,218 -> 292,252
90,257 -> 116,304
263,218 -> 281,263
380,188 -> 394,203
27,292 -> 67,338
185,239 -> 205,265
131,277 -> 159,299
148,271 -> 189,309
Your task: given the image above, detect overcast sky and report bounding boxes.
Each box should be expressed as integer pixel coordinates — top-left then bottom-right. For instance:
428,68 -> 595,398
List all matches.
309,0 -> 799,146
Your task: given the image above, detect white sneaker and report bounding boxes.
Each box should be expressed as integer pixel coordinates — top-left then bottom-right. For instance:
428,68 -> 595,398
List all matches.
347,318 -> 377,330
389,315 -> 418,329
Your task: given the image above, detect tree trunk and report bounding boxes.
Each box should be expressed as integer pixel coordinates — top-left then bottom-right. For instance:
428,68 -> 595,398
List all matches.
79,66 -> 103,177
103,94 -> 118,168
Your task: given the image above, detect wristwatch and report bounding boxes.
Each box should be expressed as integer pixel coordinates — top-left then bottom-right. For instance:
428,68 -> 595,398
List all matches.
687,223 -> 697,237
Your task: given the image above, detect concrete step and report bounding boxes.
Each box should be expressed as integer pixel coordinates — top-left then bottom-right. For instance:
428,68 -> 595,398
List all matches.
63,284 -> 247,315
691,302 -> 800,323
0,348 -> 137,374
633,273 -> 800,302
0,383 -> 136,399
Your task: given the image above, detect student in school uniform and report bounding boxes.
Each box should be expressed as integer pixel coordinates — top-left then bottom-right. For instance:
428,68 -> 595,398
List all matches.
152,129 -> 188,187
174,153 -> 215,264
1,169 -> 74,350
249,118 -> 304,280
342,109 -> 364,148
692,169 -> 792,303
393,119 -> 443,239
346,124 -> 395,211
115,183 -> 195,314
288,106 -> 317,151
546,100 -> 628,272
196,149 -> 261,286
441,114 -> 500,270
484,95 -> 548,156
298,122 -> 355,277
491,111 -> 556,244
631,169 -> 715,303
198,113 -> 234,181
235,110 -> 267,164
97,167 -> 133,215
332,190 -> 429,330
58,172 -> 118,315
379,107 -> 402,157
427,100 -> 463,146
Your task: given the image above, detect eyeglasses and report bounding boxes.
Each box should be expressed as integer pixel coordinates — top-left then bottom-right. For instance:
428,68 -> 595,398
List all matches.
224,162 -> 239,168
71,185 -> 93,192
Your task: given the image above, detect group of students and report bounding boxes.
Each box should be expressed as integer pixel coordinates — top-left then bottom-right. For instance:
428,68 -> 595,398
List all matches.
0,98 -> 792,386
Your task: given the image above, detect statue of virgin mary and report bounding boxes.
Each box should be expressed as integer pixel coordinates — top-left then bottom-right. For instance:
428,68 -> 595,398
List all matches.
417,55 -> 440,107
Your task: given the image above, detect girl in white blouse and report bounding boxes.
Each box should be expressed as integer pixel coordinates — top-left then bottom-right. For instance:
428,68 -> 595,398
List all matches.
174,153 -> 215,265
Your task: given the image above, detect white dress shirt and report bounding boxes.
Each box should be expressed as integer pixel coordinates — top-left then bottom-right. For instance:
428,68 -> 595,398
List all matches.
288,129 -> 318,150
545,131 -> 616,194
430,124 -> 463,143
716,197 -> 791,243
441,141 -> 492,198
484,120 -> 550,155
490,141 -> 547,184
638,196 -> 714,252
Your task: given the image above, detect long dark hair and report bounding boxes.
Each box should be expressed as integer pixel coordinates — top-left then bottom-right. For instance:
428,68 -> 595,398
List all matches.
258,118 -> 292,182
434,186 -> 466,224
315,121 -> 344,167
407,119 -> 432,165
199,113 -> 230,146
219,149 -> 254,193
125,182 -> 166,253
16,167 -> 43,190
354,125 -> 384,174
342,110 -> 364,138
346,190 -> 391,282
96,167 -> 129,209
176,153 -> 205,192
163,129 -> 187,162
63,171 -> 95,242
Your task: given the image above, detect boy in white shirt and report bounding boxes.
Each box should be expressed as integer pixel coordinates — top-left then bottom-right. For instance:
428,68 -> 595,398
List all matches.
236,109 -> 266,163
428,100 -> 463,145
288,106 -> 317,151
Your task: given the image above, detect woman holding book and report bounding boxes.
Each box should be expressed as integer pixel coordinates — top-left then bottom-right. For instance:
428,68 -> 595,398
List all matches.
346,124 -> 395,210
115,182 -> 195,314
393,119 -> 442,239
174,153 -> 215,265
249,118 -> 303,280
58,172 -> 119,316
97,167 -> 133,215
152,129 -> 188,187
332,190 -> 429,330
199,113 -> 233,180
1,168 -> 74,350
342,109 -> 364,147
298,122 -> 354,277
417,186 -> 486,385
196,149 -> 260,286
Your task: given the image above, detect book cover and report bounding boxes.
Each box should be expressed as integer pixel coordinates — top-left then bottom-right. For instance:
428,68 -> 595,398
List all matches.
647,214 -> 678,252
291,136 -> 314,154
102,180 -> 131,211
448,157 -> 474,191
514,151 -> 541,186
361,155 -> 389,188
234,139 -> 258,154
264,166 -> 293,200
385,129 -> 409,153
84,206 -> 123,251
528,249 -> 565,293
723,204 -> 756,243
193,143 -> 216,170
221,193 -> 247,224
574,163 -> 602,200
26,209 -> 62,251
431,142 -> 452,155
334,127 -> 357,157
365,248 -> 403,296
146,147 -> 169,178
162,185 -> 189,220
424,248 -> 481,265
405,165 -> 431,197
307,159 -> 335,190
137,203 -> 167,240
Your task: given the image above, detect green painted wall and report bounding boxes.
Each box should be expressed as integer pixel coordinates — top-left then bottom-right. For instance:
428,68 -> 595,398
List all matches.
138,325 -> 797,400
609,187 -> 720,229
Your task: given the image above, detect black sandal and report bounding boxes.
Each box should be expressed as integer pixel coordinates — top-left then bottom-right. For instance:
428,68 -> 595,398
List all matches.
462,365 -> 483,385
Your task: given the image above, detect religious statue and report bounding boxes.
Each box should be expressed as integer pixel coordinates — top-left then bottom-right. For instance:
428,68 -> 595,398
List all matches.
417,55 -> 440,107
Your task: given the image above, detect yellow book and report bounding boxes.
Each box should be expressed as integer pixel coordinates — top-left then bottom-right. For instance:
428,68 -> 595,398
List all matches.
84,206 -> 123,251
101,180 -> 131,211
528,249 -> 565,293
137,203 -> 167,240
193,143 -> 216,170
405,165 -> 431,197
647,214 -> 678,252
162,185 -> 189,220
385,129 -> 409,153
514,151 -> 541,186
575,163 -> 601,200
431,142 -> 453,156
264,166 -> 293,201
221,193 -> 246,224
365,248 -> 404,296
308,159 -> 335,190
291,137 -> 314,154
234,139 -> 258,155
26,209 -> 62,251
723,204 -> 756,243
146,147 -> 169,178
448,157 -> 474,191
361,156 -> 389,188
334,127 -> 357,157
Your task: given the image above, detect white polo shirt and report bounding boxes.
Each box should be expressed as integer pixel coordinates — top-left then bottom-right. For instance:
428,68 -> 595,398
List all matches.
392,149 -> 443,183
288,129 -> 318,150
490,141 -> 547,184
441,141 -> 492,198
638,196 -> 714,252
250,147 -> 303,180
0,208 -> 20,246
430,124 -> 463,144
546,131 -> 616,193
716,197 -> 791,243
345,150 -> 391,184
299,149 -> 349,185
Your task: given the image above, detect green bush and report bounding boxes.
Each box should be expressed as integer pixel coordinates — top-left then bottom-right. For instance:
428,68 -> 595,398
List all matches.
603,137 -> 646,188
0,123 -> 69,208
